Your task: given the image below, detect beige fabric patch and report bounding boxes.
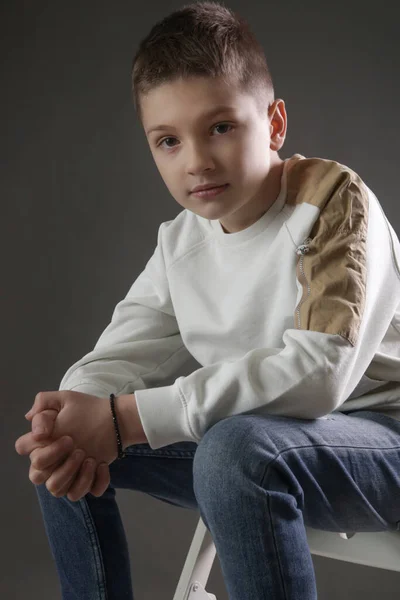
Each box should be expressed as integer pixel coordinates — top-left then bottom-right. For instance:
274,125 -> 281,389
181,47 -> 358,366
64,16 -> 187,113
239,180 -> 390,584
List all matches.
286,157 -> 369,347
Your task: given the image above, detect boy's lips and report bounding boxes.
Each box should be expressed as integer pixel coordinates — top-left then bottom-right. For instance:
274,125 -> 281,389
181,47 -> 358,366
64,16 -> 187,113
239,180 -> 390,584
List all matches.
190,183 -> 229,198
190,182 -> 228,193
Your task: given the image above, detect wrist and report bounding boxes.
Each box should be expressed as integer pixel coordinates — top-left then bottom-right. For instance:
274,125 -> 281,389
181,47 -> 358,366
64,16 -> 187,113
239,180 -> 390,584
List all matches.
114,393 -> 147,449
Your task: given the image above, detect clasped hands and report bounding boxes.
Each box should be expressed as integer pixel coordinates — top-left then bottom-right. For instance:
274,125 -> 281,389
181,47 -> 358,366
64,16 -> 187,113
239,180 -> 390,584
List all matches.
15,391 -> 122,502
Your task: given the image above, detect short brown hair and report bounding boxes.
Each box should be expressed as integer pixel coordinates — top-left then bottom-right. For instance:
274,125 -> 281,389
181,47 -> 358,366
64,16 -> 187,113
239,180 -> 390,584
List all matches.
131,1 -> 275,123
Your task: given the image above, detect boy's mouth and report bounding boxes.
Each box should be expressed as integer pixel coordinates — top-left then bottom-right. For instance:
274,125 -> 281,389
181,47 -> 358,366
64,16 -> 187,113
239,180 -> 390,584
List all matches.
190,183 -> 229,198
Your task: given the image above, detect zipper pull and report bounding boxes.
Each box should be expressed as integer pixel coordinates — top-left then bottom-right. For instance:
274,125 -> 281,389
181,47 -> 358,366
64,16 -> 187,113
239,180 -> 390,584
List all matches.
295,237 -> 312,256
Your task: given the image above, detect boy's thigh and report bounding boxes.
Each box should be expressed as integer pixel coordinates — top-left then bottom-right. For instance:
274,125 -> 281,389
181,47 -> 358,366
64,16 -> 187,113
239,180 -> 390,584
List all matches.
259,410 -> 400,533
108,441 -> 199,511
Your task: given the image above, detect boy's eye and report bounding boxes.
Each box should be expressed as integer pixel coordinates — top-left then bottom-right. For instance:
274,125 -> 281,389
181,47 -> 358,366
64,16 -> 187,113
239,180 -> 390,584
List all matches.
159,137 -> 178,149
157,122 -> 233,150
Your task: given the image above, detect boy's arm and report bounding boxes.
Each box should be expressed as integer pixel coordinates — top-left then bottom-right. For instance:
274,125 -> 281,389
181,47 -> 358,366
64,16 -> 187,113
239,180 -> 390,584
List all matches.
57,221 -> 195,437
117,393 -> 148,447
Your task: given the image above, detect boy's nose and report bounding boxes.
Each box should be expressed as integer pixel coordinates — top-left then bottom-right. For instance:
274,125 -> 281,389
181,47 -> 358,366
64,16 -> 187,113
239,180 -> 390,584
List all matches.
186,145 -> 215,175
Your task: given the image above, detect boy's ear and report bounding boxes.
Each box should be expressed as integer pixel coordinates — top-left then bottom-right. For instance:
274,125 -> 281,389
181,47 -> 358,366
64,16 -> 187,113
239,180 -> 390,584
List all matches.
269,99 -> 287,148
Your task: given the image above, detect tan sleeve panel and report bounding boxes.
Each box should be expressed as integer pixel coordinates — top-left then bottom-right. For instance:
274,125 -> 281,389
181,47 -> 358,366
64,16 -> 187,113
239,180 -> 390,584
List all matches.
291,159 -> 369,347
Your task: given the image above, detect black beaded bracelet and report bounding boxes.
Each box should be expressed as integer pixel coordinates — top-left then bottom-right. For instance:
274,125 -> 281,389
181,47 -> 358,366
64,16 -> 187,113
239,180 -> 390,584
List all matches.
109,393 -> 126,459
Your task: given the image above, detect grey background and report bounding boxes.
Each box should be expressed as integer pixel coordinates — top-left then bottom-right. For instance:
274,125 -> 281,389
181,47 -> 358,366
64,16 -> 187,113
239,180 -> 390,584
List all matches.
2,1 -> 400,598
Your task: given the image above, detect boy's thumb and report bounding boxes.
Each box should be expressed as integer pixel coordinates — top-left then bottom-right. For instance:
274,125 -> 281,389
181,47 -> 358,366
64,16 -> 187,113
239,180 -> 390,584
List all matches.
26,391 -> 63,420
31,409 -> 58,437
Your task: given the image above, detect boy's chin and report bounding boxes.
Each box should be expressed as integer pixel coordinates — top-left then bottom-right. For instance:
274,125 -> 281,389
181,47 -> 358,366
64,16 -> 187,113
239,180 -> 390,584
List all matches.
188,204 -> 229,220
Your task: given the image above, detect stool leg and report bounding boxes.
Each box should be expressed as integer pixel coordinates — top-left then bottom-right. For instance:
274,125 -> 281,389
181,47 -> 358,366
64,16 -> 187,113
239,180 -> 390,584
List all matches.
172,516 -> 217,600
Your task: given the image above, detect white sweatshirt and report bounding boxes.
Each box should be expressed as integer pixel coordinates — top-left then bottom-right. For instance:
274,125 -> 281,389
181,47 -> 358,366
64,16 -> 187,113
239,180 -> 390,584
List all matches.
59,152 -> 400,451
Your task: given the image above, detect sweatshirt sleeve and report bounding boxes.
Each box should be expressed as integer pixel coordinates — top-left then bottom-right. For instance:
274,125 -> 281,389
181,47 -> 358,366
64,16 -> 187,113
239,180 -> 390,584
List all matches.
134,177 -> 400,449
58,221 -> 195,402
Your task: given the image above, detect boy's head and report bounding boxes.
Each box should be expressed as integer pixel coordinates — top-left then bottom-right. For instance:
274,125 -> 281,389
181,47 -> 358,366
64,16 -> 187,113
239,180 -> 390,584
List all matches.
131,1 -> 287,234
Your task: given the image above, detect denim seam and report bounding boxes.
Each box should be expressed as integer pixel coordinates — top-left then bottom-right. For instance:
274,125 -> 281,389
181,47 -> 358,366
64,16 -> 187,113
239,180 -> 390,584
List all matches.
266,491 -> 288,599
260,442 -> 400,489
78,498 -> 108,600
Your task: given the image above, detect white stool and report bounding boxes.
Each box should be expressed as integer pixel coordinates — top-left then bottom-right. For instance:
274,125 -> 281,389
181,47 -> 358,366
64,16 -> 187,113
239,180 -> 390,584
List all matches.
172,516 -> 400,600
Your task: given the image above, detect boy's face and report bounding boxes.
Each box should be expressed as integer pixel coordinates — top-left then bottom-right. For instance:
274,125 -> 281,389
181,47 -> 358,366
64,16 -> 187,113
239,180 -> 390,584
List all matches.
140,76 -> 287,233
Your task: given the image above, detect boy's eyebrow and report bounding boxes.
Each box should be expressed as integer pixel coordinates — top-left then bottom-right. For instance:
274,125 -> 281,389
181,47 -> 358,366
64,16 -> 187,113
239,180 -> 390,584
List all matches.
146,105 -> 236,136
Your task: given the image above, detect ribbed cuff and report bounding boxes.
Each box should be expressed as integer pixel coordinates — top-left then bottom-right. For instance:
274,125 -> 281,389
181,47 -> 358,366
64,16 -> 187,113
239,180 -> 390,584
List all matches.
134,380 -> 197,449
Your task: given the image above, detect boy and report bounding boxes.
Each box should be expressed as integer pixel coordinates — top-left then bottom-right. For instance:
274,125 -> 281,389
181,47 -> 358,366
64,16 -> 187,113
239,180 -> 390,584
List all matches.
15,2 -> 400,599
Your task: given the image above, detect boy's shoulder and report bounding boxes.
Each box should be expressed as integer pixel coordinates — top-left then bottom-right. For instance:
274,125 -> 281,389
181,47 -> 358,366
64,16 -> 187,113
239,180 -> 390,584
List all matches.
286,153 -> 370,209
288,154 -> 366,191
158,207 -> 212,265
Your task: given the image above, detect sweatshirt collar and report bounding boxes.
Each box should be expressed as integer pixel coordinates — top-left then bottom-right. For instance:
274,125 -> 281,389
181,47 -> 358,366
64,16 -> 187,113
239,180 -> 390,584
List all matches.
209,154 -> 302,246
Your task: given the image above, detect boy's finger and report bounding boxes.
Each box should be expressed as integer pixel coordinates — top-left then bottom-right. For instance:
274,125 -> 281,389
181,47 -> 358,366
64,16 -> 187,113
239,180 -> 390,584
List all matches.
90,463 -> 111,497
15,431 -> 56,455
30,437 -> 75,471
45,450 -> 87,497
15,432 -> 31,455
29,449 -> 77,486
31,409 -> 58,436
29,448 -> 84,488
65,458 -> 97,502
29,463 -> 56,486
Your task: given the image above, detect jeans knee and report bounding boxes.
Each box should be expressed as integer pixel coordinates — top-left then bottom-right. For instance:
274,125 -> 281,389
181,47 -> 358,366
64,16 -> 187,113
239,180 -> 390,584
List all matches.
193,415 -> 268,503
194,415 -> 246,465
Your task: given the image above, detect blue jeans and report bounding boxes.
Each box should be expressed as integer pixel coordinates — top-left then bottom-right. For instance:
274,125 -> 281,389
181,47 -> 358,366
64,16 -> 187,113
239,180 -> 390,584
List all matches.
35,409 -> 400,600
